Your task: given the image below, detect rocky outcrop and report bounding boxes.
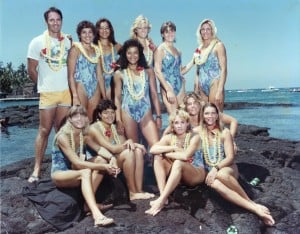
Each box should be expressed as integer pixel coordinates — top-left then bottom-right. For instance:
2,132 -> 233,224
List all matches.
1,124 -> 299,233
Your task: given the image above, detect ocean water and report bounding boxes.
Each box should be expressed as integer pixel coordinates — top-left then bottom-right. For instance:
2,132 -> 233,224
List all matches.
1,87 -> 299,167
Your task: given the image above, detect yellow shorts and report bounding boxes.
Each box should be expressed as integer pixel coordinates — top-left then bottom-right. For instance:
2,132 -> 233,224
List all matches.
39,89 -> 71,109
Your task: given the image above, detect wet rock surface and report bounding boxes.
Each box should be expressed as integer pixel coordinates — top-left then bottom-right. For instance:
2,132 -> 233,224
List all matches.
1,124 -> 299,233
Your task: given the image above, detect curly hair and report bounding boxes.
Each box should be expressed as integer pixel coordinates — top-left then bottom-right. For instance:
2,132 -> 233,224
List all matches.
93,99 -> 117,122
117,39 -> 149,70
76,20 -> 96,41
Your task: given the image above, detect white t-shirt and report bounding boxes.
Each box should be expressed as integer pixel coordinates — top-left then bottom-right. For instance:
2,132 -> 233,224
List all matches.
27,32 -> 71,93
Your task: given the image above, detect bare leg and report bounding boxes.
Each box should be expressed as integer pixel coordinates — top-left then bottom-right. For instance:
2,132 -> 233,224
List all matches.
209,80 -> 224,112
52,169 -> 114,226
211,179 -> 275,226
134,148 -> 144,192
54,106 -> 70,131
28,108 -> 56,181
146,160 -> 205,216
87,88 -> 101,122
153,156 -> 171,195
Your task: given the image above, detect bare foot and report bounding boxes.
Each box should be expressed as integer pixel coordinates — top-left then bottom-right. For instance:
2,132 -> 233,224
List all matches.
150,198 -> 168,207
94,216 -> 114,227
145,199 -> 164,216
255,204 -> 275,226
130,192 -> 155,201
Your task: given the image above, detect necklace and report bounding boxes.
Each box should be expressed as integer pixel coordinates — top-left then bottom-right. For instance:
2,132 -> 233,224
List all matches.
201,129 -> 222,166
98,41 -> 116,74
70,127 -> 84,161
125,68 -> 146,100
171,132 -> 191,149
97,120 -> 120,144
73,42 -> 100,64
42,30 -> 66,71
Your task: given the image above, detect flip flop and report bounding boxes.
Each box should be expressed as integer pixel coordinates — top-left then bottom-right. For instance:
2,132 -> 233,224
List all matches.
28,175 -> 40,183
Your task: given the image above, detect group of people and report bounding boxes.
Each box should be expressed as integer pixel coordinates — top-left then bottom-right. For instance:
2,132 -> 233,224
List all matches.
26,6 -> 275,227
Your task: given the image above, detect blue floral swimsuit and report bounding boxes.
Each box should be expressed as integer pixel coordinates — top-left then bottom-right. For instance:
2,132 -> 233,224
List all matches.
102,47 -> 119,90
74,54 -> 98,99
196,46 -> 221,96
201,144 -> 225,172
121,70 -> 151,123
161,46 -> 183,96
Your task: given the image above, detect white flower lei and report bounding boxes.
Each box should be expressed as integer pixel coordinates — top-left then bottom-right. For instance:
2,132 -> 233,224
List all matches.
98,41 -> 115,74
125,68 -> 146,101
73,42 -> 100,64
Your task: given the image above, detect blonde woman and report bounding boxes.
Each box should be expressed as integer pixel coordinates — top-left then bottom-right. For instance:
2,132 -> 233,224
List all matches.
130,15 -> 162,129
51,105 -> 118,227
193,19 -> 227,111
145,109 -> 205,216
196,102 -> 275,226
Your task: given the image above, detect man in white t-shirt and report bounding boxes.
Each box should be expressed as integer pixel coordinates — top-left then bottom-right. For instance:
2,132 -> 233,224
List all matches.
27,7 -> 72,182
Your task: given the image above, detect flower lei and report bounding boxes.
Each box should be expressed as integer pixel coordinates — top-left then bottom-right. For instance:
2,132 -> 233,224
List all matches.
171,132 -> 191,149
125,68 -> 146,100
145,41 -> 154,66
201,129 -> 222,166
193,38 -> 218,66
98,41 -> 117,74
41,30 -> 66,71
70,126 -> 84,161
171,133 -> 192,163
73,42 -> 100,64
97,120 -> 121,144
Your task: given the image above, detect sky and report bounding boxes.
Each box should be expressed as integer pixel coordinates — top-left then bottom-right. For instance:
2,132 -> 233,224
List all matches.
0,0 -> 299,90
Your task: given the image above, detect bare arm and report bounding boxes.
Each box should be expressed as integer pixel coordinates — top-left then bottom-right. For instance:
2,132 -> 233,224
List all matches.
215,42 -> 227,100
27,58 -> 38,83
86,125 -> 125,155
67,46 -> 80,105
149,135 -> 177,154
220,113 -> 238,138
165,133 -> 200,161
147,68 -> 162,129
57,133 -> 108,171
217,129 -> 235,169
96,61 -> 106,99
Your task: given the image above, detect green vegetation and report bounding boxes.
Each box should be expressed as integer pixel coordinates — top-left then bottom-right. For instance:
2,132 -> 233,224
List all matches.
0,61 -> 33,96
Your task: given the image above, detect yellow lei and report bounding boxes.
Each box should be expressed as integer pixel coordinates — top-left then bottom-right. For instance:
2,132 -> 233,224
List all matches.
73,42 -> 100,64
170,132 -> 191,149
144,46 -> 153,66
201,129 -> 222,166
97,120 -> 121,144
125,68 -> 146,100
42,30 -> 66,71
98,41 -> 115,74
194,39 -> 218,66
70,127 -> 84,161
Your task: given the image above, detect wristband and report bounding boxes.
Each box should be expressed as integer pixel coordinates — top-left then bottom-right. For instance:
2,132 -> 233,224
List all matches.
215,165 -> 220,171
156,115 -> 162,119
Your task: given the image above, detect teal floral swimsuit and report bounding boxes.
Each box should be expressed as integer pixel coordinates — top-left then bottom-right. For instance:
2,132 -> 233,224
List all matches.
196,47 -> 221,96
74,54 -> 98,99
161,46 -> 183,95
121,70 -> 151,123
102,47 -> 119,89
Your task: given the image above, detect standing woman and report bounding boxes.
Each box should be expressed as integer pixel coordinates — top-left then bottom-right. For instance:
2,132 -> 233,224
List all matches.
197,103 -> 275,226
94,18 -> 122,100
68,20 -> 106,121
193,19 -> 227,111
86,99 -> 154,200
51,105 -> 117,227
154,21 -> 192,115
114,39 -> 160,148
145,109 -> 205,216
130,15 -> 162,129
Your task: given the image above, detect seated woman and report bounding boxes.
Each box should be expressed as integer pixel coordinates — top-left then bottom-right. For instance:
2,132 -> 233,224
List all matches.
163,92 -> 238,152
86,99 -> 154,201
196,102 -> 275,226
51,105 -> 118,227
145,109 -> 206,216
